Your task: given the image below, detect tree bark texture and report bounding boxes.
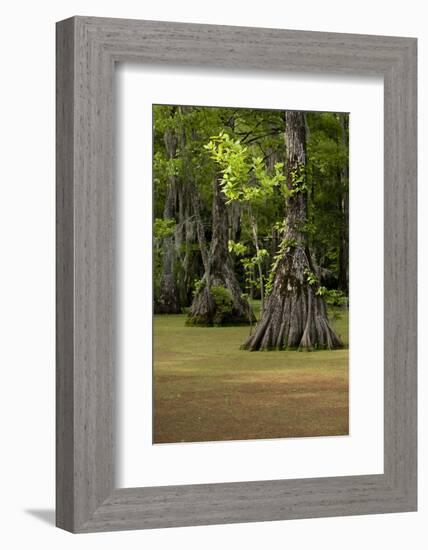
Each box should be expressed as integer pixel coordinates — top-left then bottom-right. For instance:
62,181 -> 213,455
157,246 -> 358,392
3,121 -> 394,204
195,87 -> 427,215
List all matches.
187,178 -> 254,326
337,113 -> 349,294
155,126 -> 181,314
244,112 -> 343,350
155,115 -> 204,312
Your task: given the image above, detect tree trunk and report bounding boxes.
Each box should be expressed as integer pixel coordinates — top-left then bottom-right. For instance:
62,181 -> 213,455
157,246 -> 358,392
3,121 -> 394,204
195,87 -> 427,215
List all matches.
243,111 -> 342,350
249,211 -> 265,312
337,191 -> 349,294
187,178 -> 254,326
156,126 -> 181,314
337,114 -> 349,294
182,204 -> 198,304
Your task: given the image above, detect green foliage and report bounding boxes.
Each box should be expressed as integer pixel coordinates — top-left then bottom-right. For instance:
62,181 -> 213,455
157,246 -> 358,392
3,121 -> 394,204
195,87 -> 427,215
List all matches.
305,112 -> 349,281
153,218 -> 176,240
316,285 -> 327,296
288,163 -> 308,196
323,289 -> 348,307
153,104 -> 349,315
205,131 -> 285,204
205,131 -> 286,306
228,240 -> 247,257
304,268 -> 318,286
192,278 -> 205,297
241,250 -> 268,288
211,285 -> 234,317
265,236 -> 298,296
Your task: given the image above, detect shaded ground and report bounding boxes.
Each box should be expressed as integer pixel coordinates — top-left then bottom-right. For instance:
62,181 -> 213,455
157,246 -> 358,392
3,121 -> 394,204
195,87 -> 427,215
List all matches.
153,305 -> 348,443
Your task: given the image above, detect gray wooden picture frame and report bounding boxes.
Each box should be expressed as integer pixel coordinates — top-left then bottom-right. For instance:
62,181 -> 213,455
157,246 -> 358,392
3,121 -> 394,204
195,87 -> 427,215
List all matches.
56,16 -> 417,533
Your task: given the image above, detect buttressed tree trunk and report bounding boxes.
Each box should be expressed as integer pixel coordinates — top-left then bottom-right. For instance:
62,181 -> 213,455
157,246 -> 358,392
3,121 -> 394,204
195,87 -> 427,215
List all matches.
187,178 -> 254,326
244,111 -> 343,350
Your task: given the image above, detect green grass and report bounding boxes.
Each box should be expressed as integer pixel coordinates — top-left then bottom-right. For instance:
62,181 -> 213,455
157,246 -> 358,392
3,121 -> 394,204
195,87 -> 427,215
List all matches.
153,305 -> 349,443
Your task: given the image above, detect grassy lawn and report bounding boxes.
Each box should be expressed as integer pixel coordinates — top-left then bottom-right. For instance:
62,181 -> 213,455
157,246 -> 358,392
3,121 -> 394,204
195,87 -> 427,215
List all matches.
153,305 -> 349,443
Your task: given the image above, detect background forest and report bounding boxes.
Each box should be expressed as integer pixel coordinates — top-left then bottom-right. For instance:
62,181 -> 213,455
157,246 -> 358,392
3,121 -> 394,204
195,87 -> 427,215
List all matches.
153,104 -> 349,443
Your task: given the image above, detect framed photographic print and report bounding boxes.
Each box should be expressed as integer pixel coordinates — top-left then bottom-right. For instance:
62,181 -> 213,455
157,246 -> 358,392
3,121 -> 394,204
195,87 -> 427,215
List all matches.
56,16 -> 417,532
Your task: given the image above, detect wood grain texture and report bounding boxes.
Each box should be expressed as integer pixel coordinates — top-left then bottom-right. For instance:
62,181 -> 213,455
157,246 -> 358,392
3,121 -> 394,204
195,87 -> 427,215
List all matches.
56,16 -> 417,533
56,18 -> 75,532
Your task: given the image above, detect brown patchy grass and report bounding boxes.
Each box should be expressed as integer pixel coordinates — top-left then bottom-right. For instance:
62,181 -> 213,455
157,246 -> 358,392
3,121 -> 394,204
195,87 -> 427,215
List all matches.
153,307 -> 349,443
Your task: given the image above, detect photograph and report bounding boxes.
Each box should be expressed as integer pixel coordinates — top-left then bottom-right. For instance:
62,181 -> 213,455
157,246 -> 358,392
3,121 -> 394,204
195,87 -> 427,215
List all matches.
152,104 -> 349,444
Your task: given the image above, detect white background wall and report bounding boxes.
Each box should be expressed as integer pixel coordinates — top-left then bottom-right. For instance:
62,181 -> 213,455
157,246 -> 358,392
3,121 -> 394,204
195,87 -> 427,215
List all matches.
0,1 -> 425,548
